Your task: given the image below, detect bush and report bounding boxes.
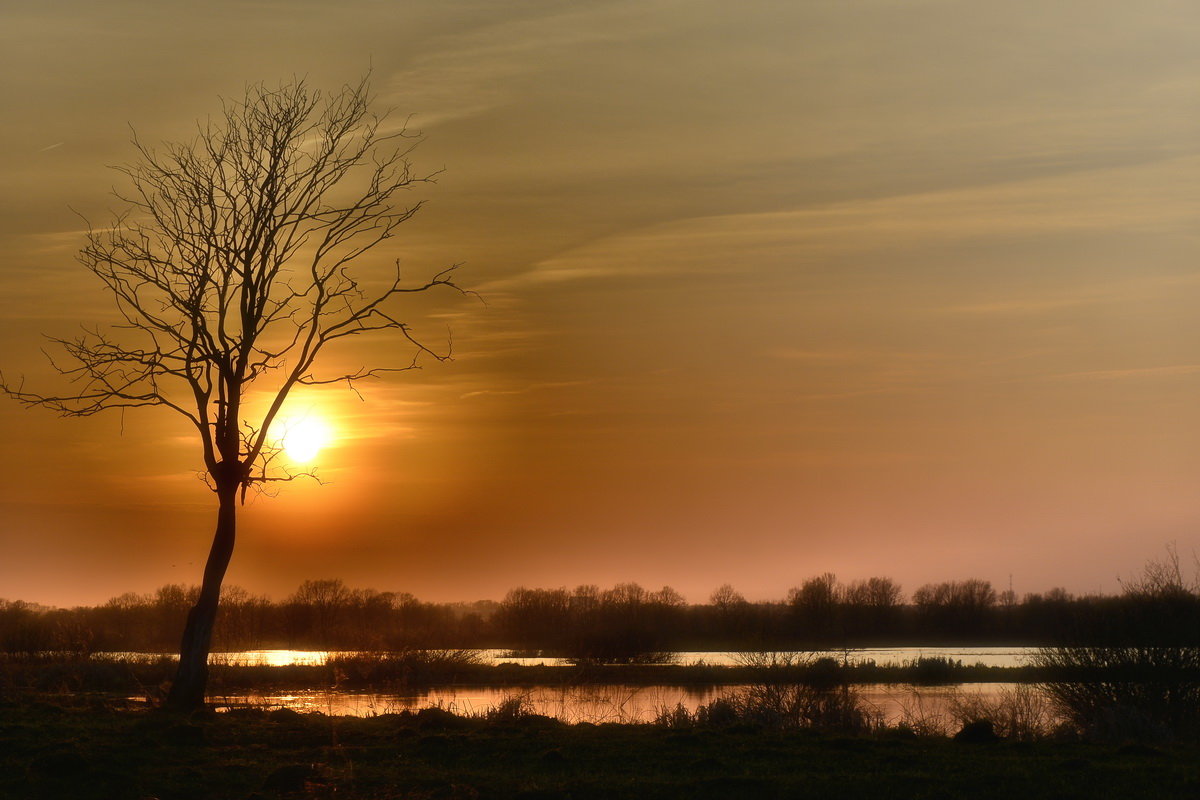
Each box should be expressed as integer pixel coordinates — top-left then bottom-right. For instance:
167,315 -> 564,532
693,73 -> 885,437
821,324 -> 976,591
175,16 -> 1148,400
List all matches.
328,649 -> 484,686
947,685 -> 1056,741
1033,644 -> 1200,740
909,656 -> 963,685
694,683 -> 880,733
1032,551 -> 1200,740
653,702 -> 695,729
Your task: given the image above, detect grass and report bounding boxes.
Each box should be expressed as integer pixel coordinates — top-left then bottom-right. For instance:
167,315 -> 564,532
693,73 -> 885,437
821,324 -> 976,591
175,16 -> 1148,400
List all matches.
3,697 -> 1200,799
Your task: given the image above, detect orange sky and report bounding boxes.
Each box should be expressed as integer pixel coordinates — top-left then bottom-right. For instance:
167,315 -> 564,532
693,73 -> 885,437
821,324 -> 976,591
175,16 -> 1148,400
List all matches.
3,1 -> 1200,607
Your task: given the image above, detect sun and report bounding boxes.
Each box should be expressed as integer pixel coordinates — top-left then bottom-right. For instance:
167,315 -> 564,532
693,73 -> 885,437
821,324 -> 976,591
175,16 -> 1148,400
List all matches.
275,413 -> 333,464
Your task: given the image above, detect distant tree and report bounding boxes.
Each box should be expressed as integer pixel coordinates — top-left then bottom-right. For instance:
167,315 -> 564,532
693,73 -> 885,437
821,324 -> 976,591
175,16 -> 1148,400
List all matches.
709,583 -> 747,610
153,584 -> 199,649
704,584 -> 754,644
912,579 -> 997,638
558,583 -> 683,664
569,584 -> 601,616
495,587 -> 571,648
1120,544 -> 1197,601
602,583 -> 650,608
788,573 -> 841,643
0,601 -> 53,655
650,585 -> 686,608
842,577 -> 902,610
288,578 -> 355,646
1047,587 -> 1073,602
842,577 -> 903,639
1,77 -> 464,710
215,585 -> 272,651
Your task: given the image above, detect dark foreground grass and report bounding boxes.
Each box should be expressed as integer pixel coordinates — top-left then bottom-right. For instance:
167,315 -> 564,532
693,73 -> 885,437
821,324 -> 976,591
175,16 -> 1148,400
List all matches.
2,698 -> 1199,800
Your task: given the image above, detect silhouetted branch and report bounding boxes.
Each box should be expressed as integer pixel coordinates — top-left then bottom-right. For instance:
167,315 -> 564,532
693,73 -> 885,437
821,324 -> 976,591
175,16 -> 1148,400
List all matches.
2,75 -> 468,712
3,77 -> 463,490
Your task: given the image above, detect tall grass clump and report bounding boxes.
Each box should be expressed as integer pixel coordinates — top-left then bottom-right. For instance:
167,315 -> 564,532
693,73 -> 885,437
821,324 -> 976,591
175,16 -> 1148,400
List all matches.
947,685 -> 1058,741
725,682 -> 881,732
908,656 -> 963,685
483,693 -> 537,724
328,649 -> 484,687
662,652 -> 880,733
663,684 -> 880,733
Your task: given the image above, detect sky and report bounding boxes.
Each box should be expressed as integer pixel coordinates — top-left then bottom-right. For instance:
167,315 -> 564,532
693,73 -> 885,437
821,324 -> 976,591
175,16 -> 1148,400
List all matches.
2,0 -> 1200,607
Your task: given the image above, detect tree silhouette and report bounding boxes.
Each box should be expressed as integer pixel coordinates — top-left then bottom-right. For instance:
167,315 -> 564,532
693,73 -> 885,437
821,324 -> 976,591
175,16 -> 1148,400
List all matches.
1,77 -> 464,710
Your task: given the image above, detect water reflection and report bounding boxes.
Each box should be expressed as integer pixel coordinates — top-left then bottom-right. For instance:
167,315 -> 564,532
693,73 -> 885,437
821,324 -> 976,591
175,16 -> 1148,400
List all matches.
206,682 -> 1020,726
193,646 -> 1032,668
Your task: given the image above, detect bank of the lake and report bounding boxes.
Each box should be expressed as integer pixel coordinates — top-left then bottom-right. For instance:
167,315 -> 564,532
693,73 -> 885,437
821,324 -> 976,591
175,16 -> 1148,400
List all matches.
101,646 -> 1033,668
205,682 -> 1026,727
1,650 -> 1041,700
2,698 -> 1196,800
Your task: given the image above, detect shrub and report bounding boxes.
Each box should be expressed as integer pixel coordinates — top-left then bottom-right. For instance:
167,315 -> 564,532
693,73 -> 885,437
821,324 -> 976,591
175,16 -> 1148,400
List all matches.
1031,551 -> 1200,740
1033,644 -> 1200,740
909,656 -> 963,685
694,683 -> 880,733
484,693 -> 545,724
947,684 -> 1056,741
653,702 -> 696,729
328,648 -> 484,686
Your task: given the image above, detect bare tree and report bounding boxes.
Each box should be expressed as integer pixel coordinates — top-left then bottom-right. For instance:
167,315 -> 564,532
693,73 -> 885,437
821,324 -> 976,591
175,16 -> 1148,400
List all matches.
709,583 -> 747,610
1,77 -> 465,711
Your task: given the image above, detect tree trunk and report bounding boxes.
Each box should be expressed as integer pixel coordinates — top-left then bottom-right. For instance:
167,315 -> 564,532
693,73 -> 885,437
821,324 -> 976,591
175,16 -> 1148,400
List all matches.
166,482 -> 238,712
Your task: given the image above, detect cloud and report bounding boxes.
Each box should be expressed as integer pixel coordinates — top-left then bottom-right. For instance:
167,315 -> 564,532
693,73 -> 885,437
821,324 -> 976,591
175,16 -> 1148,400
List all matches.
382,0 -> 663,129
1050,365 -> 1200,382
459,379 -> 596,400
492,152 -> 1200,292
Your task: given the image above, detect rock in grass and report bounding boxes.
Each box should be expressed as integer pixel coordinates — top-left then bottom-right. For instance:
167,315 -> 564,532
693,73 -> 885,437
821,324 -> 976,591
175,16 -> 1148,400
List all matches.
540,747 -> 566,765
164,722 -> 206,746
514,790 -> 569,800
262,764 -> 320,793
268,707 -> 303,723
29,746 -> 90,776
954,719 -> 999,743
417,706 -> 468,731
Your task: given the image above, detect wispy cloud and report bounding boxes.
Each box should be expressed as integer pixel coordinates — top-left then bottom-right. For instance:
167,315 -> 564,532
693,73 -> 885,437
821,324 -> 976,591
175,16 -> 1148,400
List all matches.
768,347 -> 944,364
1050,364 -> 1200,382
382,1 -> 662,129
459,379 -> 597,400
492,153 -> 1200,290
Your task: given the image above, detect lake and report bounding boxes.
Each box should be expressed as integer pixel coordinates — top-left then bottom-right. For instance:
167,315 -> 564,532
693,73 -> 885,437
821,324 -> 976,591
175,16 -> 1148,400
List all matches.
173,646 -> 1041,725
197,646 -> 1034,668
203,682 -> 1030,727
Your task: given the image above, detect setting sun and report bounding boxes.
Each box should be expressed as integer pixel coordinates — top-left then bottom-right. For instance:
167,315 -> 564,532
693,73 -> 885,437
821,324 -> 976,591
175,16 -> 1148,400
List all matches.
276,413 -> 333,464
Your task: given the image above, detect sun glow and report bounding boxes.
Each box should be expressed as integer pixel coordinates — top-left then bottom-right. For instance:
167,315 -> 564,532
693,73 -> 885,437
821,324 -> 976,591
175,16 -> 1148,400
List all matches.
276,412 -> 334,464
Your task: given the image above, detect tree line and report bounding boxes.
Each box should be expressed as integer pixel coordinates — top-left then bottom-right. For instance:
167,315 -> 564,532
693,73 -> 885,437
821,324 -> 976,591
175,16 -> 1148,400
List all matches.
3,570 -> 1198,661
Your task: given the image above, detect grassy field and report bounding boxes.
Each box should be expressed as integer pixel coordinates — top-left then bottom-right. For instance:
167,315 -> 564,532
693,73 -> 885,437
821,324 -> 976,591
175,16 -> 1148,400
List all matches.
3,697 -> 1198,800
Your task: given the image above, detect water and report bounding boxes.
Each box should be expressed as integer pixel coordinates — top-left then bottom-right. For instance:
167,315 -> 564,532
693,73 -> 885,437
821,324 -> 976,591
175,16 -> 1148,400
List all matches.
110,647 -> 1042,725
204,682 -> 1026,727
669,647 -> 1031,668
191,646 -> 1033,668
